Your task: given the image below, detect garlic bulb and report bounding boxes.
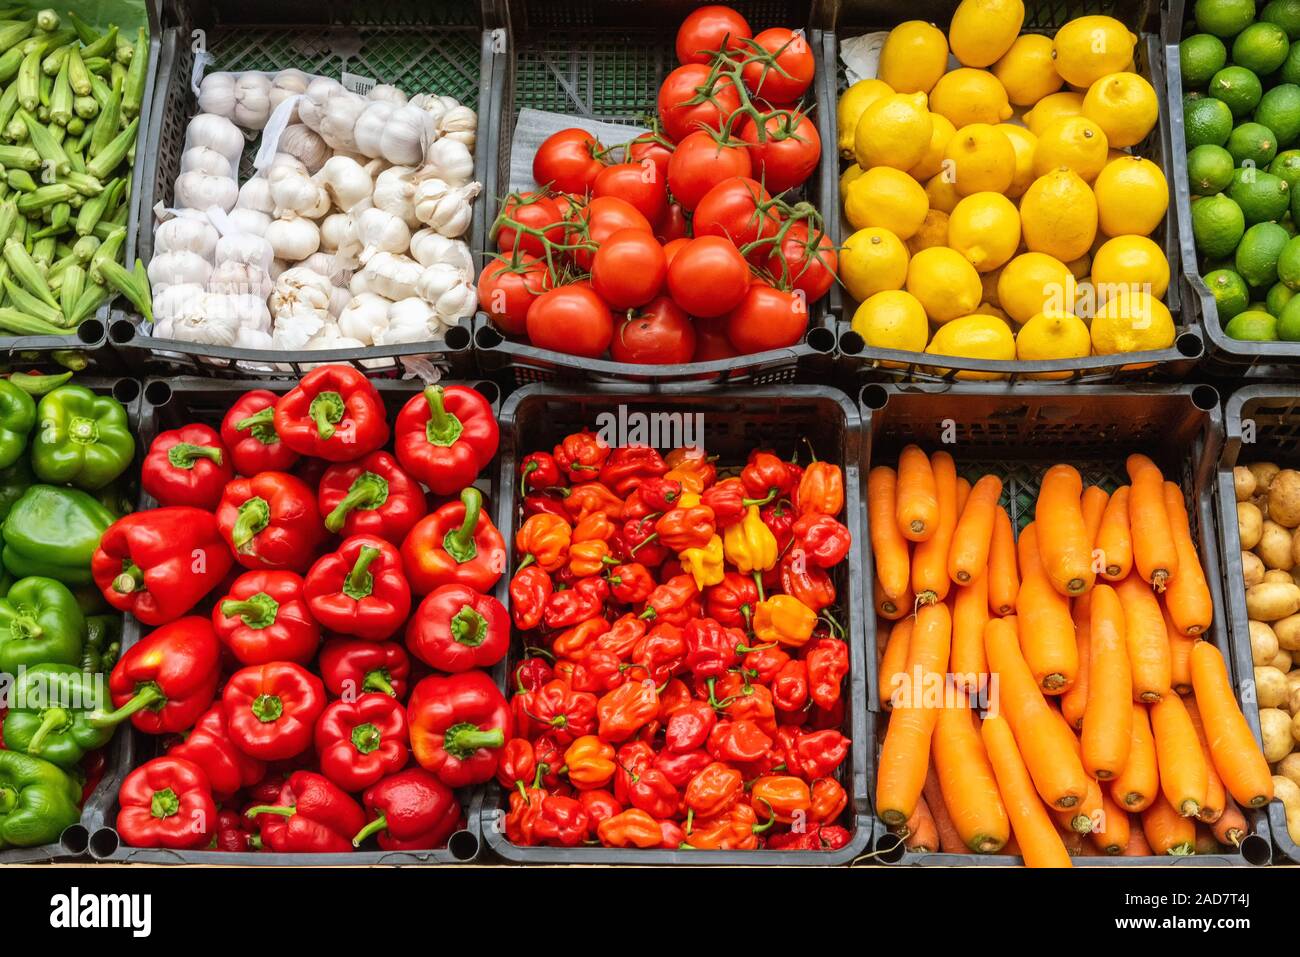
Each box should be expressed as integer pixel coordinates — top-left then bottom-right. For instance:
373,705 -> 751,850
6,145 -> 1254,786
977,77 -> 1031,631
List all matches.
197,73 -> 236,119
381,104 -> 436,166
155,216 -> 219,261
271,266 -> 333,341
409,93 -> 450,126
413,179 -> 480,237
208,260 -> 274,298
208,292 -> 272,331
216,232 -> 275,272
415,262 -> 477,319
154,289 -> 239,345
355,207 -> 411,264
317,156 -> 372,213
181,146 -> 233,178
152,283 -> 208,323
306,323 -> 366,350
236,177 -> 275,215
299,77 -> 344,131
373,165 -> 420,228
377,297 -> 446,345
272,153 -> 306,174
174,170 -> 238,212
319,212 -> 352,253
266,216 -> 321,262
148,251 -> 213,292
233,73 -> 273,130
409,230 -> 474,274
233,325 -> 274,350
271,311 -> 326,351
355,252 -> 422,300
297,251 -> 340,278
438,105 -> 477,149
317,90 -> 368,152
277,123 -> 329,173
353,101 -> 394,159
328,284 -> 351,318
227,207 -> 271,237
270,69 -> 310,113
184,113 -> 245,170
337,292 -> 391,345
422,137 -> 475,187
268,163 -> 324,217
368,84 -> 408,105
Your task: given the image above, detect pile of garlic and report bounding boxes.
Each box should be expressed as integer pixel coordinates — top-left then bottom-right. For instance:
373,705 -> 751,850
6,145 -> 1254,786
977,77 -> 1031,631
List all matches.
150,69 -> 480,353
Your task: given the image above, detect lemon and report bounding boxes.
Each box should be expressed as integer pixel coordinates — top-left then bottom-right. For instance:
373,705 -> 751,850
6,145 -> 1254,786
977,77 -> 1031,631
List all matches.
1067,253 -> 1092,281
840,162 -> 865,194
909,113 -> 956,180
1024,91 -> 1085,136
837,79 -> 894,159
841,227 -> 910,300
907,246 -> 984,321
1017,312 -> 1091,359
1020,168 -> 1098,262
998,123 -> 1038,196
926,314 -> 1016,378
974,302 -> 1013,322
981,265 -> 1004,305
948,192 -> 1021,271
993,34 -> 1064,105
1090,235 -> 1171,300
949,0 -> 1025,67
1092,155 -> 1168,237
1082,72 -> 1158,148
851,290 -> 930,351
879,21 -> 950,93
998,252 -> 1077,323
929,68 -> 1015,127
844,167 -> 930,238
944,123 -> 1017,195
907,210 -> 951,254
1091,290 -> 1176,353
1053,15 -> 1138,89
925,172 -> 961,212
1032,115 -> 1109,181
856,92 -> 934,170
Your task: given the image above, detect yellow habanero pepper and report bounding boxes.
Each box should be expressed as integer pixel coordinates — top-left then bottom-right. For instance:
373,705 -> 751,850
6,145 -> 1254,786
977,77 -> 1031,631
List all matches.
723,505 -> 778,574
680,533 -> 724,590
753,594 -> 817,648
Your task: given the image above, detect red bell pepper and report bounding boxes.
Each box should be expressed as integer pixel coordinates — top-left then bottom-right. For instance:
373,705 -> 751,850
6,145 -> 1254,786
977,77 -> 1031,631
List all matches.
95,617 -> 220,734
91,507 -> 234,626
315,693 -> 409,793
318,450 -> 427,544
304,535 -> 411,641
394,385 -> 499,496
116,756 -> 216,850
217,471 -> 325,573
319,638 -> 410,700
223,662 -> 326,761
353,768 -> 461,850
509,565 -> 553,630
598,446 -> 667,498
246,770 -> 366,853
406,583 -> 509,673
141,424 -> 232,510
168,704 -> 266,799
273,365 -> 389,462
407,670 -> 512,787
806,636 -> 849,709
553,430 -> 609,482
519,451 -> 560,494
792,513 -> 851,568
401,487 -> 506,594
213,570 -> 320,665
221,389 -> 300,476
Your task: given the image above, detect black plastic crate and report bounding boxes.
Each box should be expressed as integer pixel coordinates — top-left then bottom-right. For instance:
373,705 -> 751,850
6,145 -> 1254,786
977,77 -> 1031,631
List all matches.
858,382 -> 1273,866
84,373 -> 500,864
473,0 -> 839,386
479,382 -> 873,864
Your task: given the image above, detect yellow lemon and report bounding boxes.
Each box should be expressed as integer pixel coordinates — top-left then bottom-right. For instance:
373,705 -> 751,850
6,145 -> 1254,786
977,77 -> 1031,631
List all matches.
974,302 -> 1012,323
925,172 -> 961,213
1052,15 -> 1138,89
844,167 -> 930,239
908,113 -> 956,181
907,209 -> 951,254
879,21 -> 950,94
1032,115 -> 1109,181
947,192 -> 1021,272
1091,290 -> 1175,354
981,265 -> 1004,305
837,78 -> 894,159
1089,235 -> 1170,301
1082,72 -> 1158,149
992,34 -> 1064,106
1019,167 -> 1098,262
998,252 -> 1076,324
929,68 -> 1014,127
997,123 -> 1038,197
851,290 -> 930,352
841,227 -> 910,301
1023,90 -> 1085,136
1067,253 -> 1092,281
1016,312 -> 1091,360
855,92 -> 933,171
925,314 -> 1016,378
943,123 -> 1016,195
949,0 -> 1024,67
840,162 -> 865,194
1092,155 -> 1168,237
907,246 -> 983,322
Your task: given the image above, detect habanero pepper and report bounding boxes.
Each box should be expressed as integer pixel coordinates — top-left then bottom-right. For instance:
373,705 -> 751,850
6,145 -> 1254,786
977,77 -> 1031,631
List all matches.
684,616 -> 762,681
772,658 -> 810,713
523,491 -> 570,521
789,728 -> 851,780
750,775 -> 811,824
519,450 -> 560,495
753,591 -> 816,649
223,662 -> 326,761
810,775 -> 848,823
654,748 -> 713,790
515,679 -> 597,745
742,451 -> 795,500
274,365 -> 389,463
213,570 -> 320,666
406,670 -> 511,788
591,613 -> 648,659
551,615 -> 609,662
700,477 -> 761,528
621,764 -> 680,820
534,793 -> 589,847
319,638 -> 410,700
217,471 -> 325,573
542,576 -> 608,630
708,718 -> 773,764
597,807 -> 663,848
401,487 -> 505,595
684,761 -> 744,824
686,801 -> 775,850
568,538 -> 614,577
394,385 -> 499,496
513,654 -> 554,694
168,704 -> 266,800
796,459 -> 844,517
632,622 -> 686,684
532,734 -> 565,788
496,738 -> 538,795
779,551 -> 836,612
639,574 -> 700,626
744,645 -> 791,685
221,389 -> 300,476
509,565 -> 552,631
760,498 -> 795,554
679,533 -> 724,590
553,430 -> 609,482
704,570 -> 759,628
353,768 -> 461,850
564,483 -> 624,522
515,513 -> 571,573
116,756 -> 216,850
573,511 -> 615,543
598,445 -> 667,498
94,616 -> 221,735
712,670 -> 778,736
619,515 -> 667,566
314,693 -> 410,793
246,770 -> 366,853
806,636 -> 849,709
654,503 -> 715,552
605,561 -> 654,605
579,788 -> 622,836
766,823 -> 851,850
793,513 -> 852,568
621,488 -> 655,522
567,648 -> 625,694
639,476 -> 683,512
664,699 -> 716,753
505,784 -> 546,846
564,734 -> 616,790
141,424 -> 232,510
318,451 -> 427,544
664,445 -> 716,493
614,740 -> 654,800
212,808 -> 255,852
304,535 -> 411,641
596,678 -> 659,742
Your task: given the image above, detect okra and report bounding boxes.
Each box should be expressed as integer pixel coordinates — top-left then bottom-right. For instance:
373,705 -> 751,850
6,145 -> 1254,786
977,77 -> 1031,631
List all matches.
67,47 -> 89,96
75,119 -> 91,153
82,56 -> 109,75
48,52 -> 71,126
5,115 -> 24,141
16,182 -> 73,214
4,236 -> 56,307
56,170 -> 100,196
66,277 -> 102,323
31,235 -> 53,268
19,109 -> 68,175
84,116 -> 134,180
97,256 -> 149,321
71,234 -> 97,260
0,18 -> 32,56
29,199 -> 67,237
65,142 -> 83,172
87,225 -> 122,283
64,114 -> 82,137
0,199 -> 18,238
115,39 -> 132,66
79,24 -> 118,61
0,305 -> 67,335
52,349 -> 88,370
121,27 -> 145,119
88,72 -> 109,108
88,79 -> 118,157
38,68 -> 51,110
6,168 -> 34,192
58,260 -> 82,315
73,94 -> 94,120
65,11 -> 98,46
41,41 -> 70,77
4,275 -> 62,324
15,45 -> 39,111
0,144 -> 42,171
73,175 -> 117,235
35,10 -> 59,33
22,28 -> 74,56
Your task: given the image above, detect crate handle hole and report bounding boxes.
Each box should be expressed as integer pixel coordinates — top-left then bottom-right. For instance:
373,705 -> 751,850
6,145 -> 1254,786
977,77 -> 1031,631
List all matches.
444,323 -> 472,351
1176,331 -> 1204,359
840,329 -> 864,356
448,829 -> 479,861
474,380 -> 500,406
807,326 -> 836,354
88,826 -> 120,860
1191,385 -> 1219,412
861,384 -> 890,411
1241,833 -> 1271,866
108,317 -> 136,345
113,379 -> 141,405
476,323 -> 504,349
77,317 -> 105,344
873,831 -> 905,863
60,823 -> 88,856
144,380 -> 173,408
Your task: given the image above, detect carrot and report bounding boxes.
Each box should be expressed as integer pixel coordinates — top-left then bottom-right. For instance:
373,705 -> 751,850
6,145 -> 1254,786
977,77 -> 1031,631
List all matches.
868,466 -> 911,604
876,703 -> 941,827
933,701 -> 1010,853
1015,523 -> 1079,694
1194,825 -> 1222,856
923,768 -> 969,853
948,474 -> 1003,585
1163,599 -> 1196,695
981,713 -> 1073,867
1122,819 -> 1154,856
1115,572 -> 1172,703
1090,790 -> 1130,855
987,505 -> 1019,616
1082,583 -> 1133,780
1056,822 -> 1086,856
1081,484 -> 1109,547
983,616 -> 1088,809
1161,481 -> 1213,636
1110,703 -> 1158,812
1141,794 -> 1196,855
904,600 -> 952,681
878,615 -> 913,708
1212,797 -> 1248,848
912,451 -> 957,605
1095,485 -> 1133,582
874,574 -> 914,620
1051,712 -> 1105,834
1061,593 -> 1091,730
1125,454 -> 1179,591
901,795 -> 938,852
1184,697 -> 1226,824
1150,693 -> 1208,818
1034,464 -> 1096,596
955,476 -> 971,519
896,445 -> 938,543
1190,640 -> 1275,809
950,574 -> 989,693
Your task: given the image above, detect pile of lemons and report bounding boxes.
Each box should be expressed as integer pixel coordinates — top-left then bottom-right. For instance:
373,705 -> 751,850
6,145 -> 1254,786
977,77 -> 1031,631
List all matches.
839,0 -> 1174,374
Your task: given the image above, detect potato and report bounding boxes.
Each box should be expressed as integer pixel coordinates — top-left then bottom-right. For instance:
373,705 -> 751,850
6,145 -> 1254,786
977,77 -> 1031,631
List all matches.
1242,551 -> 1265,588
1238,502 -> 1263,550
1251,461 -> 1281,492
1271,648 -> 1294,672
1252,619 -> 1281,665
1258,520 -> 1294,569
1258,666 -> 1290,708
1276,614 -> 1300,652
1271,470 -> 1300,528
1278,753 -> 1300,790
1235,465 -> 1258,501
1290,683 -> 1300,716
1264,569 -> 1295,583
1261,708 -> 1295,762
1245,580 -> 1300,621
1273,776 -> 1300,844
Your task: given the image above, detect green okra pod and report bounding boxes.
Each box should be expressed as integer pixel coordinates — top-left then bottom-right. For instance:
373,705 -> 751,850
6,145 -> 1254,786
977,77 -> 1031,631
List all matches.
4,235 -> 56,306
121,28 -> 145,119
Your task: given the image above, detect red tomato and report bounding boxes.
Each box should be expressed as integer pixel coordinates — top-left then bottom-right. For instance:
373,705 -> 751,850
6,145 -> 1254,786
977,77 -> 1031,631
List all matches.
571,196 -> 653,271
739,110 -> 822,194
496,192 -> 565,257
611,296 -> 696,364
591,229 -> 667,309
766,221 -> 837,303
693,176 -> 778,247
666,236 -> 750,317
526,284 -> 614,358
533,128 -> 604,194
662,237 -> 690,272
478,255 -> 552,336
658,66 -> 741,143
629,132 -> 675,183
676,4 -> 752,65
592,162 -> 668,229
656,202 -> 690,243
726,284 -> 809,353
692,314 -> 740,361
742,28 -> 815,103
667,131 -> 753,211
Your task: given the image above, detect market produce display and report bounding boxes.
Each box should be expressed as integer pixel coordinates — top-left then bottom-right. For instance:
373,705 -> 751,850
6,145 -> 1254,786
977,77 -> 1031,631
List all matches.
840,1 -> 1172,369
481,4 -> 835,364
871,449 -> 1271,864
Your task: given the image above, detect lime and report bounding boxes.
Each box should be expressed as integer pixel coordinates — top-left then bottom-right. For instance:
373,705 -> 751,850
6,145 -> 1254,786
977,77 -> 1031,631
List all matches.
1193,192 -> 1248,257
1229,168 -> 1291,222
1280,296 -> 1300,337
1196,0 -> 1261,37
1184,94 -> 1235,146
1226,122 -> 1279,166
1268,280 -> 1297,313
1270,149 -> 1300,190
1188,144 -> 1236,193
1236,221 -> 1292,285
1263,0 -> 1300,39
1278,234 -> 1300,287
1283,42 -> 1300,84
1225,309 -> 1280,339
1206,267 -> 1252,318
1210,66 -> 1264,117
1232,22 -> 1292,74
1257,85 -> 1300,148
1182,34 -> 1230,88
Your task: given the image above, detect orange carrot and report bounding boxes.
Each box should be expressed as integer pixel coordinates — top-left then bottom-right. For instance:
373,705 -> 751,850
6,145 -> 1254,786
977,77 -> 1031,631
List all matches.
896,445 -> 938,543
912,451 -> 957,605
1081,485 -> 1109,548
1190,641 -> 1275,809
1061,593 -> 1091,730
1034,464 -> 1096,596
878,615 -> 913,708
1184,697 -> 1226,824
955,476 -> 971,519
868,466 -> 911,604
1115,572 -> 1172,703
948,474 -> 1003,586
1195,824 -> 1222,856
987,505 -> 1019,616
904,600 -> 952,680
1122,819 -> 1154,856
1082,583 -> 1133,780
1096,485 -> 1133,582
1141,794 -> 1196,855
1015,523 -> 1079,694
923,768 -> 969,853
1090,791 -> 1130,855
874,574 -> 914,620
950,574 -> 989,693
1110,703 -> 1159,812
1150,693 -> 1209,818
1212,797 -> 1248,848
1162,481 -> 1213,636
1125,454 -> 1179,591
933,701 -> 1010,853
1053,713 -> 1105,834
981,713 -> 1073,867
1163,599 -> 1196,695
902,795 -> 938,852
876,703 -> 941,827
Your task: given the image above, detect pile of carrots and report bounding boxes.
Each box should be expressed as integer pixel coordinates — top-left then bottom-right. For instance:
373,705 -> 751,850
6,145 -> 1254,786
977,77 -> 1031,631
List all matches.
870,448 -> 1274,866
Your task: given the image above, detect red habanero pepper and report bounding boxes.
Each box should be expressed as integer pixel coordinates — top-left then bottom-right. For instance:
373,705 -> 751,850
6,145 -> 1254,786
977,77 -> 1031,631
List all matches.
639,476 -> 683,512
564,483 -> 624,522
405,584 -> 509,672
708,719 -> 773,763
704,570 -> 759,628
632,622 -> 687,683
712,671 -> 778,735
772,658 -> 810,713
779,551 -> 836,612
95,617 -> 221,735
509,565 -> 553,630
654,504 -> 716,551
793,513 -> 852,568
579,789 -> 622,835
750,775 -> 812,824
496,738 -> 537,793
551,616 -> 609,662
564,734 -> 616,790
406,670 -> 511,788
745,645 -> 791,685
806,637 -> 849,709
569,648 -> 624,693
212,808 -> 253,852
613,741 -> 654,802
686,801 -> 775,850
141,424 -> 232,510
217,471 -> 325,573
760,498 -> 795,553
766,824 -> 852,850
401,488 -> 505,595
789,728 -> 851,780
315,693 -> 410,793
223,662 -> 326,761
168,704 -> 266,799
597,808 -> 664,848
596,678 -> 660,742
221,390 -> 300,476
701,478 -> 747,528
592,613 -> 648,659
553,430 -> 609,482
319,638 -> 410,700
353,768 -> 461,850
573,511 -> 616,543
116,756 -> 217,850
505,784 -> 545,846
598,446 -> 668,498
532,734 -> 564,787
213,570 -> 320,666
640,574 -> 700,625
304,535 -> 411,641
568,538 -> 613,577
654,748 -> 713,789
246,771 -> 366,853
542,576 -> 609,630
274,365 -> 389,462
742,452 -> 795,500
659,678 -> 695,719
394,385 -> 498,496
810,776 -> 848,823
665,699 -> 716,753
621,762 -> 680,820
535,794 -> 590,846
659,818 -> 686,849
523,491 -> 571,521
519,451 -> 561,495
517,679 -> 597,744
513,654 -> 554,694
620,515 -> 668,565
664,446 -> 716,494
684,761 -> 744,822
606,561 -> 655,605
683,617 -> 761,680
796,459 -> 844,517
318,451 -> 427,544
515,513 -> 571,573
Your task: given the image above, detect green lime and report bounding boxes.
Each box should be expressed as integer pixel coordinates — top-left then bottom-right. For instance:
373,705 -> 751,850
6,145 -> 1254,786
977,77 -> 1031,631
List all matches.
1263,0 -> 1300,39
1280,296 -> 1300,337
1232,22 -> 1292,74
1196,0 -> 1260,37
1206,267 -> 1252,319
1279,234 -> 1300,287
1270,149 -> 1300,190
1227,122 -> 1279,166
1283,42 -> 1300,85
1268,280 -> 1297,313
1182,34 -> 1230,88
1188,144 -> 1236,193
1225,308 -> 1280,339
1184,94 -> 1236,146
1204,255 -> 1237,272
1193,193 -> 1248,257
1229,167 -> 1291,222
1210,67 -> 1265,118
1256,85 -> 1300,148
1236,221 -> 1292,285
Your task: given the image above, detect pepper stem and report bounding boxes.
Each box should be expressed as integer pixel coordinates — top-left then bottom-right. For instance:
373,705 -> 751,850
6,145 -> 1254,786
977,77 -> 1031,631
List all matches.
326,472 -> 388,533
752,798 -> 777,834
221,592 -> 279,630
231,496 -> 271,550
450,605 -> 487,647
753,571 -> 767,603
251,693 -> 283,724
351,722 -> 382,755
520,460 -> 538,496
352,813 -> 388,847
87,682 -> 164,728
111,559 -> 144,595
234,407 -> 278,445
310,390 -> 346,440
26,706 -> 69,753
423,385 -> 464,447
442,488 -> 482,564
151,787 -> 179,819
362,669 -> 396,697
245,805 -> 295,819
343,546 -> 381,601
167,442 -> 223,470
440,721 -> 504,760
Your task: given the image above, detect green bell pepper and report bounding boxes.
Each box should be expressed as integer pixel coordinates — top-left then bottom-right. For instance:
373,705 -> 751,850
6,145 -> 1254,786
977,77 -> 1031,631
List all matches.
79,613 -> 119,672
2,663 -> 111,767
1,484 -> 113,584
0,456 -> 34,523
31,384 -> 134,490
0,575 -> 85,673
0,749 -> 82,847
0,378 -> 33,469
